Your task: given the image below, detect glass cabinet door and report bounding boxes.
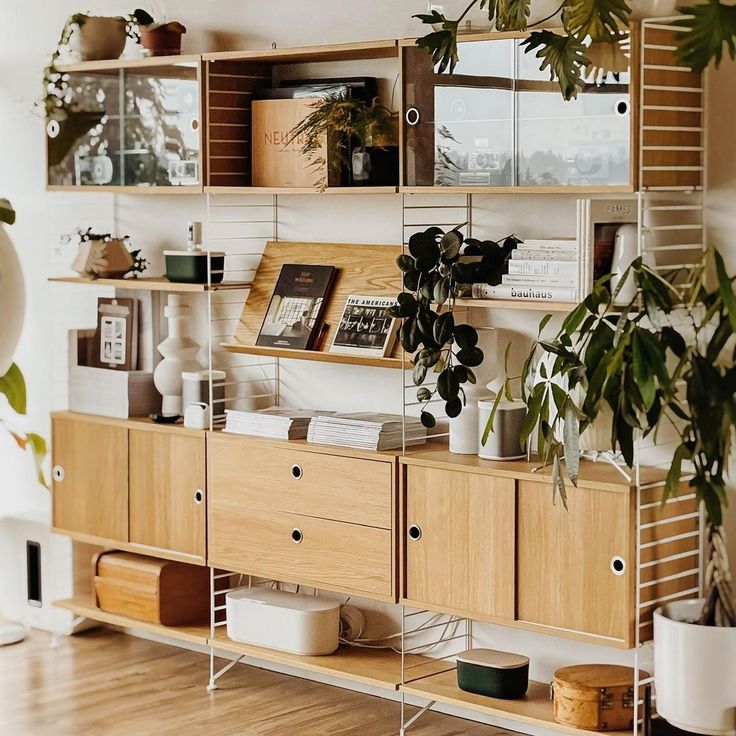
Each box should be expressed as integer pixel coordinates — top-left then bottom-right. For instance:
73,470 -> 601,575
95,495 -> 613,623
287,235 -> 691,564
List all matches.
47,61 -> 201,189
403,39 -> 514,188
515,40 -> 631,188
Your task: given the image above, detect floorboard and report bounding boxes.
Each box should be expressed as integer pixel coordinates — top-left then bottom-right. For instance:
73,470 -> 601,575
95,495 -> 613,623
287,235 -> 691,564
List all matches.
0,629 -> 513,736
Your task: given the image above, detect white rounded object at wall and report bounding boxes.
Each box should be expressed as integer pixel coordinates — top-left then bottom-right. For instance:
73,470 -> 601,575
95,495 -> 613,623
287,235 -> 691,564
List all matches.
477,398 -> 526,460
0,223 -> 25,377
630,0 -> 682,18
654,599 -> 736,736
226,587 -> 340,656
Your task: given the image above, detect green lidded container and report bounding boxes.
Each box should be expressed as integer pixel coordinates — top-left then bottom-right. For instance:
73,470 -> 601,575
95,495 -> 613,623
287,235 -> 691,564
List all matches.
456,648 -> 530,700
164,250 -> 226,284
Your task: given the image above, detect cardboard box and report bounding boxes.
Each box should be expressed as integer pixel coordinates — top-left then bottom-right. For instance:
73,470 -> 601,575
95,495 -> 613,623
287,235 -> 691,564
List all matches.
252,98 -> 335,188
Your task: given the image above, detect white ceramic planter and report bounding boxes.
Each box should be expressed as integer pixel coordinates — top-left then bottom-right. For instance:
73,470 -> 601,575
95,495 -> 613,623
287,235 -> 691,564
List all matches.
0,223 -> 25,376
654,599 -> 736,736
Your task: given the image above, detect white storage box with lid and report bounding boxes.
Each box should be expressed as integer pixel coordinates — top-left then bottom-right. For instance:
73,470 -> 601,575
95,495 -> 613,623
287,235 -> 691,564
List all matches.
226,588 -> 340,655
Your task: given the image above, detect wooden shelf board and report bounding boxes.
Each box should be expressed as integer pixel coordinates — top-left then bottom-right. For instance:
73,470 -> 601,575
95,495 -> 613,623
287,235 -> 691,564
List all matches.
204,40 -> 398,64
221,342 -> 403,369
401,447 -> 667,492
401,669 -> 630,736
454,298 -> 575,313
210,628 -> 448,691
400,185 -> 636,195
205,186 -> 398,196
51,411 -> 207,436
47,184 -> 203,194
48,276 -> 251,292
53,596 -> 209,646
54,54 -> 201,73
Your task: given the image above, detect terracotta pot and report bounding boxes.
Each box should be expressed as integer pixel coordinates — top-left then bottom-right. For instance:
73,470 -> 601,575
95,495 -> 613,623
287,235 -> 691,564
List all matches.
140,22 -> 186,56
77,16 -> 127,61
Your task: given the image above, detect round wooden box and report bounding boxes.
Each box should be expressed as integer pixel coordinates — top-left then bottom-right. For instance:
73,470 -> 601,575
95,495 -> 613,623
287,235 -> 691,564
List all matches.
552,664 -> 650,731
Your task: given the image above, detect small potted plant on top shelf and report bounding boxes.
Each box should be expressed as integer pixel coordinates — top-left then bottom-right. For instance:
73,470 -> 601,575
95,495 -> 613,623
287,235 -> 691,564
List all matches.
135,9 -> 187,56
287,91 -> 399,190
490,251 -> 736,735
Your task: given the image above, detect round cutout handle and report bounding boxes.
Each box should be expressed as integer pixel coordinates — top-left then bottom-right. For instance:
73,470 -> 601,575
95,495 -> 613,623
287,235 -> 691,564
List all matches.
291,528 -> 303,544
291,464 -> 303,480
610,555 -> 627,576
405,107 -> 421,126
52,465 -> 64,482
408,524 -> 422,541
194,489 -> 204,505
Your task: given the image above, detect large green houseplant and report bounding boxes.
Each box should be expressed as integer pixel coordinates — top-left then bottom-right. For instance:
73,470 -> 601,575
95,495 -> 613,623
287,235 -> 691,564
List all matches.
412,0 -> 736,100
491,250 -> 735,627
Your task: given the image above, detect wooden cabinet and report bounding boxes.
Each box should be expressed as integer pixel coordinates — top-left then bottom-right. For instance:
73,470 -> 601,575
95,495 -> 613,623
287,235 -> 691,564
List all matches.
52,413 -> 206,564
516,480 -> 634,643
52,414 -> 129,543
404,465 -> 516,622
129,429 -> 206,559
208,433 -> 397,601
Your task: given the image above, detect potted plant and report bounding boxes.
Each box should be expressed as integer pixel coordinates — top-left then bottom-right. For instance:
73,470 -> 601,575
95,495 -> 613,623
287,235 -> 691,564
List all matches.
287,91 -> 398,190
388,225 -> 516,428
70,228 -> 148,279
489,252 -> 736,734
135,9 -> 187,56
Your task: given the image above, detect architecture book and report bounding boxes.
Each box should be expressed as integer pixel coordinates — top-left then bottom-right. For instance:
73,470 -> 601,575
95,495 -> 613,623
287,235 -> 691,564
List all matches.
256,264 -> 337,350
330,295 -> 398,358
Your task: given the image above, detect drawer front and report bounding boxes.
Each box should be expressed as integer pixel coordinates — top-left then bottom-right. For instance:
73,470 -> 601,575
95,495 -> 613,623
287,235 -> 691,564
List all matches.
209,433 -> 393,528
209,507 -> 394,600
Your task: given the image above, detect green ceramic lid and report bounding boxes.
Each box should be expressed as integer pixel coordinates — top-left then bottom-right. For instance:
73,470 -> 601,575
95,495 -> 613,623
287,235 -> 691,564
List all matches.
457,648 -> 529,669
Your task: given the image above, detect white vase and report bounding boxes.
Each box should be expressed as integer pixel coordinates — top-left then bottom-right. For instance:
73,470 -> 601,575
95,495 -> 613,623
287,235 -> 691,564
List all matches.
654,599 -> 736,736
153,295 -> 202,415
0,223 -> 25,377
449,327 -> 497,455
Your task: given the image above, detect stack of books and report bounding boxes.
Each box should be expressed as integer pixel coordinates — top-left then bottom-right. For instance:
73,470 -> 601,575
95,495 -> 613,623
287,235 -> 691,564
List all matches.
471,238 -> 580,303
307,413 -> 427,451
224,407 -> 332,440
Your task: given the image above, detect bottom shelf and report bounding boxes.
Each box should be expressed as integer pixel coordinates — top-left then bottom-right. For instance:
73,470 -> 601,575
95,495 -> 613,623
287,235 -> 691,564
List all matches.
401,669 -> 630,736
211,628 -> 450,691
53,596 -> 209,646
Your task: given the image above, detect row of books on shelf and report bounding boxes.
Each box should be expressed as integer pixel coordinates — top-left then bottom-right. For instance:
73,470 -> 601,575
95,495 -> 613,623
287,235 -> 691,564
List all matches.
224,407 -> 426,451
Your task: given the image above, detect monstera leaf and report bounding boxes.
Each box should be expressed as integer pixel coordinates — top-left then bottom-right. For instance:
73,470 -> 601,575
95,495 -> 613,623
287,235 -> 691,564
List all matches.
674,0 -> 736,72
563,0 -> 631,42
496,0 -> 532,31
0,199 -> 15,225
522,31 -> 591,100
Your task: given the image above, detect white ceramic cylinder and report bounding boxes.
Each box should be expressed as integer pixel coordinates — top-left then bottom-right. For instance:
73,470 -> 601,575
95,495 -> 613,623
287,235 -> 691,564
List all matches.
477,399 -> 527,460
0,223 -> 25,377
654,599 -> 736,736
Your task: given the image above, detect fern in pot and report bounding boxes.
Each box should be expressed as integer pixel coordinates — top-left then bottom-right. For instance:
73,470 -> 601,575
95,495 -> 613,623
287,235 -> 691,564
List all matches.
491,251 -> 736,735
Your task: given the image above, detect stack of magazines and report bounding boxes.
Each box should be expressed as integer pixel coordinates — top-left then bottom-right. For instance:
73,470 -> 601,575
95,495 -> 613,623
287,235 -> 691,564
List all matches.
307,413 -> 427,451
224,407 -> 332,440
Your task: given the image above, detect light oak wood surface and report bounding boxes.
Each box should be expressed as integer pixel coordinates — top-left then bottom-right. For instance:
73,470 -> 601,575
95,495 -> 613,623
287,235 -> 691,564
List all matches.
209,432 -> 394,528
209,506 -> 394,601
1,630 -> 502,736
129,429 -> 207,559
516,479 -> 633,645
204,40 -> 399,63
48,276 -> 251,292
52,415 -> 129,543
404,465 -> 515,622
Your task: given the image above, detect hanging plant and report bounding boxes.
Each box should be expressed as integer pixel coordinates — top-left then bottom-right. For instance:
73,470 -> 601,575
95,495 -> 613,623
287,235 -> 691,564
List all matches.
388,225 -> 517,427
413,0 -> 736,100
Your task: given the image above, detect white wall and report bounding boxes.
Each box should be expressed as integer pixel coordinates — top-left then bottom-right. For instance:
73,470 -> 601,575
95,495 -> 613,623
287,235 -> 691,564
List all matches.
0,2 -> 735,729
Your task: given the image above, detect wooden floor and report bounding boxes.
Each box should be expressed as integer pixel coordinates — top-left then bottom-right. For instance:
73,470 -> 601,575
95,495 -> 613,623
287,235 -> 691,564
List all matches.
0,629 -> 511,736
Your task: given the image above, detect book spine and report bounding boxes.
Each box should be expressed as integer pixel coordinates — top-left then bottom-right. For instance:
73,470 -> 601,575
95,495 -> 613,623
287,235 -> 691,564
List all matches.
518,239 -> 578,251
507,260 -> 579,277
502,274 -> 577,287
471,283 -> 578,301
511,249 -> 578,262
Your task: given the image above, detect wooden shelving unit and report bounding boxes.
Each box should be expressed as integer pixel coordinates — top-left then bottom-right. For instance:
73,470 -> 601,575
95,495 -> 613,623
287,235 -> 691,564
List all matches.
203,39 -> 398,64
454,298 -> 574,313
401,670 -> 630,736
221,342 -> 402,369
205,186 -> 398,196
54,53 -> 201,74
48,276 -> 252,292
53,595 -> 209,646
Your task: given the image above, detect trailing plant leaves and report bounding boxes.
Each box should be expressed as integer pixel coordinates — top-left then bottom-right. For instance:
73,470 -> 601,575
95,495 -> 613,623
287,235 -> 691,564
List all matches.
521,31 -> 590,101
563,0 -> 631,42
453,365 -> 469,384
440,231 -> 462,260
396,292 -> 418,318
445,397 -> 463,418
413,361 -> 428,386
0,198 -> 16,225
397,254 -> 415,273
0,363 -> 27,415
674,0 -> 736,73
420,410 -> 436,429
417,387 -> 432,402
496,0 -> 532,31
433,311 -> 455,345
433,276 -> 451,305
437,368 -> 460,401
408,229 -> 441,259
401,317 -> 420,353
456,346 -> 484,367
453,324 -> 478,351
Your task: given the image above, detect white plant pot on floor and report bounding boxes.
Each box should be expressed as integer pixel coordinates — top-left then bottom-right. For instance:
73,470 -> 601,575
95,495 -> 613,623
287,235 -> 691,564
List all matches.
654,599 -> 736,736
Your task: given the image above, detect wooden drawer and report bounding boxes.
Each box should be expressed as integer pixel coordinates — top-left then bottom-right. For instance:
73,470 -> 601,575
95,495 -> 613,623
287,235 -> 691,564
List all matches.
209,433 -> 393,528
209,507 -> 394,601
